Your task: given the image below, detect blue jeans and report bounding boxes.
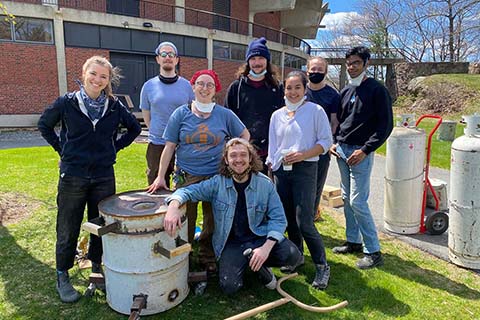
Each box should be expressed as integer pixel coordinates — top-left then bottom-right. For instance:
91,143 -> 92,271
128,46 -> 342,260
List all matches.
336,143 -> 380,254
274,161 -> 327,265
218,237 -> 301,294
314,152 -> 331,211
56,174 -> 115,271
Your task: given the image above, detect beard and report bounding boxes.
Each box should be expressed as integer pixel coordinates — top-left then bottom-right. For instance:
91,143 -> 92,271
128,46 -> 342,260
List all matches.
227,165 -> 251,181
161,64 -> 174,73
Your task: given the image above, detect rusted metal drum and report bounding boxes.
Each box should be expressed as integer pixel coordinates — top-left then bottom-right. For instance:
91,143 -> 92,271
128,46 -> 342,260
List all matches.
85,190 -> 190,316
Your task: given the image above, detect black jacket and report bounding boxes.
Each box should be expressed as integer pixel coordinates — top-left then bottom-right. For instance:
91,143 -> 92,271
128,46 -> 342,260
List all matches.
336,78 -> 393,154
225,76 -> 284,153
38,92 -> 141,178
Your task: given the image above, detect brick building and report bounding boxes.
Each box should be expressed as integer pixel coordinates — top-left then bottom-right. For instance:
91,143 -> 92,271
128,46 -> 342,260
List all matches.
0,0 -> 329,126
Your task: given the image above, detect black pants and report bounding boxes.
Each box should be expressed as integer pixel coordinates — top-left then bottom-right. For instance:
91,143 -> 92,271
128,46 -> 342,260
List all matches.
56,174 -> 115,271
275,161 -> 327,265
218,237 -> 301,294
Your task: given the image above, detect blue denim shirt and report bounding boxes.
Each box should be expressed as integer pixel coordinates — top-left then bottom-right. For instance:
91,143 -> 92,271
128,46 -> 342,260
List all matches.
165,172 -> 286,259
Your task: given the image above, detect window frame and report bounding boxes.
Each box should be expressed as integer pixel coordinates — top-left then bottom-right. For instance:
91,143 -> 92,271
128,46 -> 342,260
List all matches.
0,16 -> 54,44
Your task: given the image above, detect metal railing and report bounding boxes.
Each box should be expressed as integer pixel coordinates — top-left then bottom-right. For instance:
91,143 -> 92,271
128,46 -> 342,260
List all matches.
17,0 -> 310,54
310,47 -> 402,59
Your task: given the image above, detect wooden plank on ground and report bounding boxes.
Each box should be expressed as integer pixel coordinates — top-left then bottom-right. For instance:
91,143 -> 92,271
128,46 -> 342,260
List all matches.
328,195 -> 344,208
322,185 -> 341,198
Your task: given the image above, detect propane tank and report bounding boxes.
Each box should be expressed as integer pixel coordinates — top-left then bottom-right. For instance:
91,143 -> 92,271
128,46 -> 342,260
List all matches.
384,116 -> 426,234
449,114 -> 480,269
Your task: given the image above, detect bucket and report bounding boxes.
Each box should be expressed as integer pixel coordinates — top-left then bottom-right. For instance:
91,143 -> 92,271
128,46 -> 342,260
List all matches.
83,190 -> 191,315
426,178 -> 448,211
437,120 -> 457,141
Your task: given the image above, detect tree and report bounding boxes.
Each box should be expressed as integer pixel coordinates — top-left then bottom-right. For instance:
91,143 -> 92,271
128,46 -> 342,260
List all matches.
314,0 -> 480,62
430,0 -> 480,61
1,1 -> 15,23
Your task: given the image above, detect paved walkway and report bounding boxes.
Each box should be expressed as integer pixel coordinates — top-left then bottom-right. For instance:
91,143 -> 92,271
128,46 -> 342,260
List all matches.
0,129 -> 48,149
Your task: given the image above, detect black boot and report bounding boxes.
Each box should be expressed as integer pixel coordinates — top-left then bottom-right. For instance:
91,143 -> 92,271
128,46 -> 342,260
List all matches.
56,271 -> 81,303
356,252 -> 384,269
91,262 -> 103,274
332,242 -> 363,254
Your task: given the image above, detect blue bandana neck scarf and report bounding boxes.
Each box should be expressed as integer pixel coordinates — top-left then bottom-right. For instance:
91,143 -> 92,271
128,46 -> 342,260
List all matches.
79,85 -> 107,121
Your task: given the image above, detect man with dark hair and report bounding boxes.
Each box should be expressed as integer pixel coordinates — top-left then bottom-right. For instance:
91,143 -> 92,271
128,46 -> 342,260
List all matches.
140,41 -> 194,185
330,46 -> 393,269
306,56 -> 340,221
225,37 -> 284,172
163,138 -> 301,294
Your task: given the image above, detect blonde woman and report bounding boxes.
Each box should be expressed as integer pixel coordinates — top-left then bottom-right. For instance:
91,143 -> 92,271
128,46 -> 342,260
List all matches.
38,56 -> 141,303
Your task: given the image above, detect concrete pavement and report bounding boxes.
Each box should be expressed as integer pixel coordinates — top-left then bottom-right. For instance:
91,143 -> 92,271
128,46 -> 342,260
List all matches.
325,153 -> 451,263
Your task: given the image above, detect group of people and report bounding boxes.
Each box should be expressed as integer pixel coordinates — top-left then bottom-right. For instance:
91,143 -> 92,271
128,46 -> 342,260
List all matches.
38,36 -> 393,303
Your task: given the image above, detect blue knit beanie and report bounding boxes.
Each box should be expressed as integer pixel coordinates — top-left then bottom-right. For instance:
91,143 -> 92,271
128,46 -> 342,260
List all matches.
245,37 -> 270,62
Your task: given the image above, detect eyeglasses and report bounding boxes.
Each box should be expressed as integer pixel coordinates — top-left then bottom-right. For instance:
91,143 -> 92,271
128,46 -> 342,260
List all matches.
195,81 -> 215,89
345,59 -> 364,67
158,51 -> 176,58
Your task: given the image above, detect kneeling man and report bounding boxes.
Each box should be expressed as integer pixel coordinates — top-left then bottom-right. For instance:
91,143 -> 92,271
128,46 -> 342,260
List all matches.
164,138 -> 301,294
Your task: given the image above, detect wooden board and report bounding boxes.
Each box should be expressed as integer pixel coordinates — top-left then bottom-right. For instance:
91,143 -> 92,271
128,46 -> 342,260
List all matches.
320,195 -> 344,208
321,185 -> 341,198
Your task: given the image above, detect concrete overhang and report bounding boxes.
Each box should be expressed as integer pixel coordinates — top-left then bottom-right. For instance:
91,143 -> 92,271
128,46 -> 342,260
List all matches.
281,0 -> 329,39
249,0 -> 296,13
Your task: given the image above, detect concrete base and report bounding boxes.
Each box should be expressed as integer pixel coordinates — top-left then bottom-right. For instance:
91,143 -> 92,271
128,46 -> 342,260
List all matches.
0,115 -> 41,128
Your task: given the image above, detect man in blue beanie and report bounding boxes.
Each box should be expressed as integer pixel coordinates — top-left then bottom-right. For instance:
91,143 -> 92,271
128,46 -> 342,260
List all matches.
225,37 -> 284,173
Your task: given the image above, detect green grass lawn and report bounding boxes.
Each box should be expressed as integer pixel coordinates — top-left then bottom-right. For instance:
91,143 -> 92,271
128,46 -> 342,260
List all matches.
1,144 -> 479,319
384,73 -> 480,169
376,117 -> 465,170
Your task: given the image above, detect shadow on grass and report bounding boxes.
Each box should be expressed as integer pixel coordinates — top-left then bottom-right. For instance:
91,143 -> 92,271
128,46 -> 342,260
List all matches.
0,224 -> 112,319
325,235 -> 479,300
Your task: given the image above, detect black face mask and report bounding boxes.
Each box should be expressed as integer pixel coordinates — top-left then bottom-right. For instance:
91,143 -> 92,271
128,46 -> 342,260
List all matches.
308,72 -> 325,84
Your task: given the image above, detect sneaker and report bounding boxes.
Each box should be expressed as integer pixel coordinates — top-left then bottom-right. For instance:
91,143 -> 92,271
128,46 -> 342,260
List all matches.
332,242 -> 363,254
312,264 -> 330,290
259,267 -> 277,290
56,271 -> 81,303
280,255 -> 305,274
91,262 -> 103,274
356,252 -> 384,269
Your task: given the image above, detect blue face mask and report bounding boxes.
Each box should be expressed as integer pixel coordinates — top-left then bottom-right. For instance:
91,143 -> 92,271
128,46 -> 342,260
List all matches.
249,69 -> 267,78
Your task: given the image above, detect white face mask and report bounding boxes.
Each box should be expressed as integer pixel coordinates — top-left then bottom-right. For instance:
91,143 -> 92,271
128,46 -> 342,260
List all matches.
194,100 -> 215,113
285,96 -> 306,112
348,70 -> 366,87
249,69 -> 267,78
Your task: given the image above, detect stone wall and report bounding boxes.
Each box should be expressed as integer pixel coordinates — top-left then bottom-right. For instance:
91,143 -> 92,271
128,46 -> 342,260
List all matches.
395,62 -> 469,96
469,62 -> 480,74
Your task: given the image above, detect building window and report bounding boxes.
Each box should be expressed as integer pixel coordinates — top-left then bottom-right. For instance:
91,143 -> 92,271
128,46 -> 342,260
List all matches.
1,16 -> 53,43
270,50 -> 282,66
285,54 -> 306,69
213,41 -> 247,61
213,0 -> 230,32
0,16 -> 12,40
107,0 -> 140,17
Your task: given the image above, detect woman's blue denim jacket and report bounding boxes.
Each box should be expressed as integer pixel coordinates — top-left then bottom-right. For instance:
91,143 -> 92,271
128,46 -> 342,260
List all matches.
165,172 -> 286,259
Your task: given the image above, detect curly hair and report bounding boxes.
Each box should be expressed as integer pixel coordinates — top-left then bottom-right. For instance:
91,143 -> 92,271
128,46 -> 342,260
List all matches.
219,138 -> 264,177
